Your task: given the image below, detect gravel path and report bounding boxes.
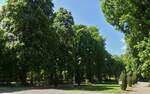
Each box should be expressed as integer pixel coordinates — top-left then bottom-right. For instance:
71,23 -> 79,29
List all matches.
0,88 -> 112,94
122,82 -> 150,94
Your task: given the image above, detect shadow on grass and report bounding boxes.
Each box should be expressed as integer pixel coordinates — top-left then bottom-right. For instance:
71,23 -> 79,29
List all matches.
0,84 -> 120,93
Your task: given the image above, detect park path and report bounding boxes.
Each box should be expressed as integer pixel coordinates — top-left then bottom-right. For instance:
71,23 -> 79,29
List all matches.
122,82 -> 150,94
0,88 -> 112,94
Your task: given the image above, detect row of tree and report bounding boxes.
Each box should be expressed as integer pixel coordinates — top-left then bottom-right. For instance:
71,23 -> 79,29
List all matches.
0,0 -> 124,86
102,0 -> 150,83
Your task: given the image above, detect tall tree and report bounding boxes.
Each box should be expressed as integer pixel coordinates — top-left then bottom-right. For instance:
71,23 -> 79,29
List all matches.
0,0 -> 54,85
50,8 -> 75,86
74,25 -> 106,84
135,38 -> 150,80
101,0 -> 150,80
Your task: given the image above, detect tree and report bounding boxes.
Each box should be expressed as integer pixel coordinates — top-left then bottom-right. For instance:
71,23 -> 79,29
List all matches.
112,55 -> 125,81
120,70 -> 127,90
74,25 -> 106,84
0,4 -> 20,85
135,38 -> 150,80
122,53 -> 138,85
49,8 -> 75,86
0,0 -> 54,85
103,54 -> 124,82
0,0 -> 122,86
101,0 -> 150,80
132,71 -> 137,84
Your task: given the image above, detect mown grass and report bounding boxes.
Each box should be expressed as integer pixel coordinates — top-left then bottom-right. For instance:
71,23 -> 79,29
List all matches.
0,83 -> 121,93
71,84 -> 121,93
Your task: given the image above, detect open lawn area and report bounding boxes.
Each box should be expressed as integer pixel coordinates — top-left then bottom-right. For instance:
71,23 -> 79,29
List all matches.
71,84 -> 120,93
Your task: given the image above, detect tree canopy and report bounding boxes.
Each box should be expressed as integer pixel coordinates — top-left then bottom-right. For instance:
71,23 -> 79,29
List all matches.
102,0 -> 150,80
0,0 -> 124,86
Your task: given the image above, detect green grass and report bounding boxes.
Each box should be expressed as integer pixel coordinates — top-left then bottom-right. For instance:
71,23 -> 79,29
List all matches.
71,84 -> 121,93
0,83 -> 121,93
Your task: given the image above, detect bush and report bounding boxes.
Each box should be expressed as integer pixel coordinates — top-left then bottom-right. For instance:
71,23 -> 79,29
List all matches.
120,70 -> 127,90
132,72 -> 137,85
127,74 -> 132,87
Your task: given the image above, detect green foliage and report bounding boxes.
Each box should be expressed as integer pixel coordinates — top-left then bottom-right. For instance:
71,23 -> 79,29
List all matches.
120,70 -> 127,90
127,72 -> 132,87
132,72 -> 137,84
0,0 -> 54,85
103,54 -> 125,81
49,7 -> 75,86
0,0 -> 125,87
101,0 -> 150,81
112,56 -> 125,79
135,38 -> 150,80
73,25 -> 106,84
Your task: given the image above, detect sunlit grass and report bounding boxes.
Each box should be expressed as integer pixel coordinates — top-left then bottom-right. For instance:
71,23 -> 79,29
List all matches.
71,83 -> 121,93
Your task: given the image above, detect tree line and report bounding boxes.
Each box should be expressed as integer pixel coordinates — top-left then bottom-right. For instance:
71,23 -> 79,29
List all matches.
0,0 -> 124,87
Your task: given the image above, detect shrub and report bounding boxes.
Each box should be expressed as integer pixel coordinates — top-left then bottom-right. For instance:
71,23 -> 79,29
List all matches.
120,70 -> 127,90
132,72 -> 137,85
127,73 -> 132,87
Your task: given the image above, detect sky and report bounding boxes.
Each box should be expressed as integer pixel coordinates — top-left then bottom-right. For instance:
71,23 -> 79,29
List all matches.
0,0 -> 4,6
0,0 -> 126,55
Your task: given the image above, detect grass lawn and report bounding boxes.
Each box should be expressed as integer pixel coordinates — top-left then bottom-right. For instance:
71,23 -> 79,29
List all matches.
0,83 -> 121,93
71,84 -> 121,93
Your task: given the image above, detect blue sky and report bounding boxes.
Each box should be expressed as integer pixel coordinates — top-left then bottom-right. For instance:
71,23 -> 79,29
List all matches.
0,0 -> 125,55
0,0 -> 4,6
